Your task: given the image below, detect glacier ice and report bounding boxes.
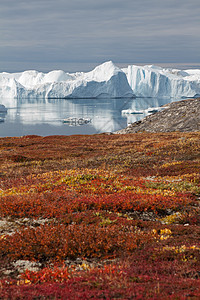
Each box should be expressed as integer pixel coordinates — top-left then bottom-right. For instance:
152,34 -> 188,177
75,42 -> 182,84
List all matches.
0,61 -> 134,100
0,61 -> 200,101
123,65 -> 200,98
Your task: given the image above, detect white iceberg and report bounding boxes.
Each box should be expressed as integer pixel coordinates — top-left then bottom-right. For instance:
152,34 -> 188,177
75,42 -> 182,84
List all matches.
123,65 -> 200,98
121,106 -> 167,115
0,61 -> 134,100
122,109 -> 144,114
1,61 -> 200,100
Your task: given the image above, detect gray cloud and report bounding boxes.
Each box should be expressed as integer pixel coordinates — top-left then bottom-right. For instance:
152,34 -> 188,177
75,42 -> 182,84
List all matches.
0,0 -> 200,72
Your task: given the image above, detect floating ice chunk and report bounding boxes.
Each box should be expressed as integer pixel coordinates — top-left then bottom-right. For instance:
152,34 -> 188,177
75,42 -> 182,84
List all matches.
0,104 -> 7,112
63,117 -> 91,126
122,106 -> 167,115
122,109 -> 144,114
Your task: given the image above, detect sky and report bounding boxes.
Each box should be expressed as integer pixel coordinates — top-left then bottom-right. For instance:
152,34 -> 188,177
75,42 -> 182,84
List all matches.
0,0 -> 200,72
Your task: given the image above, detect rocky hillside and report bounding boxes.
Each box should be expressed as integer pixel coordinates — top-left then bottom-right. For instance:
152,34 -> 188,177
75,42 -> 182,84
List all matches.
116,98 -> 200,134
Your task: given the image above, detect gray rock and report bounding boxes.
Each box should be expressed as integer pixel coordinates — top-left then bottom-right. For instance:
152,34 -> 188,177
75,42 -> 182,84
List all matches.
12,260 -> 42,273
116,98 -> 200,134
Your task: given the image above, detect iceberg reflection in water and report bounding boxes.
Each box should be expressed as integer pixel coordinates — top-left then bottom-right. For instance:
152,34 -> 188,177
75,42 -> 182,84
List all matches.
0,97 -> 180,137
0,104 -> 8,123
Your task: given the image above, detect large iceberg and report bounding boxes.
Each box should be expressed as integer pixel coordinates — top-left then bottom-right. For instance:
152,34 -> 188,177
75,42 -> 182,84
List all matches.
0,61 -> 134,99
0,61 -> 200,100
123,65 -> 200,98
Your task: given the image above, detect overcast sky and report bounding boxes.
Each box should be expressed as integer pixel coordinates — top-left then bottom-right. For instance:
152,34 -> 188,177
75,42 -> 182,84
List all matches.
1,0 -> 200,72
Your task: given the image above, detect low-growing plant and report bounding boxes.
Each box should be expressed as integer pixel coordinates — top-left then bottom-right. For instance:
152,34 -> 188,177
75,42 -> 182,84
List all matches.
0,132 -> 199,299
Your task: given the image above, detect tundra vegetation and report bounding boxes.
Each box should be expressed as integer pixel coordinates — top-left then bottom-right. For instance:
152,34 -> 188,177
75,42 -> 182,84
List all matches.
0,132 -> 199,299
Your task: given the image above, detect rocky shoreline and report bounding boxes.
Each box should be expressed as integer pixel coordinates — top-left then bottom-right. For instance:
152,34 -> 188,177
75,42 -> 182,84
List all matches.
116,98 -> 200,134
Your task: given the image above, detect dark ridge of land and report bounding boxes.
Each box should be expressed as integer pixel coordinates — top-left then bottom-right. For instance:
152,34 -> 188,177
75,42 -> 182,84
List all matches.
116,98 -> 200,134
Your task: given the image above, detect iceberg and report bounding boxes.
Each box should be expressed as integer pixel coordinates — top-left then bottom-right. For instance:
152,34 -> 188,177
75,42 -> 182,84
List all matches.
0,61 -> 134,100
123,65 -> 200,98
1,61 -> 200,100
121,106 -> 166,115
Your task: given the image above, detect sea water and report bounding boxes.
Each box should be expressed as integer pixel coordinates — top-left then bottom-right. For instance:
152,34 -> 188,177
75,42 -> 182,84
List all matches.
0,97 -> 181,137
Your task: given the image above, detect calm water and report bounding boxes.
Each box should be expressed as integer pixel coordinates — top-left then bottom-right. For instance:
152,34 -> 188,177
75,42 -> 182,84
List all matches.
0,97 -> 180,137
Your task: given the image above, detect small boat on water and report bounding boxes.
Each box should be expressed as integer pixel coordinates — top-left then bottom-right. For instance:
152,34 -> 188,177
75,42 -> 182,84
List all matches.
0,118 -> 4,123
63,117 -> 91,126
